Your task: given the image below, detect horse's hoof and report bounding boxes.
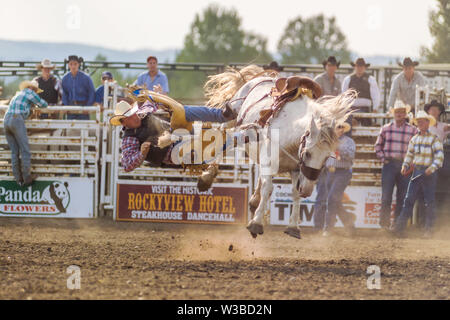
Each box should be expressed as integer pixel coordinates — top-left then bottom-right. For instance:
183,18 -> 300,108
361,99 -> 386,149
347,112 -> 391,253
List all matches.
247,222 -> 264,237
284,227 -> 301,239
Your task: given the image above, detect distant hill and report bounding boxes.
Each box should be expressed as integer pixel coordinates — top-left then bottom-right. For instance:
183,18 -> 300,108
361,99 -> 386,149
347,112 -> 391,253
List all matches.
0,39 -> 178,63
0,39 -> 408,66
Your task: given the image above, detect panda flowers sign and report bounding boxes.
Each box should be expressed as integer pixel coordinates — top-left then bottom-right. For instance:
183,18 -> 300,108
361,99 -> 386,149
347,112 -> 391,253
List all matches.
0,178 -> 93,218
0,181 -> 70,215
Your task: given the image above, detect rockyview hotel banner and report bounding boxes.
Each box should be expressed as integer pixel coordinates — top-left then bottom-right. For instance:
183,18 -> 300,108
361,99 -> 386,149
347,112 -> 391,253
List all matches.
116,182 -> 248,224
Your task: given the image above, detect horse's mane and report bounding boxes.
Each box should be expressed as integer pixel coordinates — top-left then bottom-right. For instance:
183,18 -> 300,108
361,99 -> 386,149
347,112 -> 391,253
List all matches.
306,90 -> 357,148
204,65 -> 277,108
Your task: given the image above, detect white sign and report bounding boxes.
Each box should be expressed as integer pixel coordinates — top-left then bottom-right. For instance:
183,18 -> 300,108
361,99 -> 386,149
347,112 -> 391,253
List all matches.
0,178 -> 94,218
270,184 -> 396,229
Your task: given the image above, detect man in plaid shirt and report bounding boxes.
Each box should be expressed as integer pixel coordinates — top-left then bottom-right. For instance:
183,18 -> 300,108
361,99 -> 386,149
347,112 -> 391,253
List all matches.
374,102 -> 417,229
392,111 -> 444,238
4,80 -> 48,186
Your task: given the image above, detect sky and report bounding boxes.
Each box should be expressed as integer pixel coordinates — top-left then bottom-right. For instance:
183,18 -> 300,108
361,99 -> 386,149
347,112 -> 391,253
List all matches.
0,0 -> 438,57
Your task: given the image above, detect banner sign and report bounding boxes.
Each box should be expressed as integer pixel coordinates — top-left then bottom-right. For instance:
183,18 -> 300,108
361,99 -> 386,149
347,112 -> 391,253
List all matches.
0,178 -> 94,218
116,182 -> 248,224
270,184 -> 396,228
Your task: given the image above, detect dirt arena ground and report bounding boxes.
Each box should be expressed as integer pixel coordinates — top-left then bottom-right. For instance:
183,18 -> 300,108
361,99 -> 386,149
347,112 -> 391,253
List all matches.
0,217 -> 449,300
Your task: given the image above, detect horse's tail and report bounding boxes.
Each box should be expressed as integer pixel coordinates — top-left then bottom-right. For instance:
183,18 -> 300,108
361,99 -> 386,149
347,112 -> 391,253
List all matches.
204,65 -> 266,108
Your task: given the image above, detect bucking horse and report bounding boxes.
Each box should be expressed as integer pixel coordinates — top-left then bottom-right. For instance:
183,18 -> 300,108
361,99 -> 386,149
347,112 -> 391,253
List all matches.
127,65 -> 355,239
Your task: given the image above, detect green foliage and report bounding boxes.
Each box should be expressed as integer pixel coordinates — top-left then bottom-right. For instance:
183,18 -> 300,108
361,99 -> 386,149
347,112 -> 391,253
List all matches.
0,77 -> 25,100
277,14 -> 351,64
88,53 -> 140,89
421,0 -> 450,63
174,4 -> 273,101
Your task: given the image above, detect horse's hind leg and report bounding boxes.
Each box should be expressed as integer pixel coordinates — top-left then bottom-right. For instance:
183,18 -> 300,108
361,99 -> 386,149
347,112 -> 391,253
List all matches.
249,177 -> 262,218
247,174 -> 272,238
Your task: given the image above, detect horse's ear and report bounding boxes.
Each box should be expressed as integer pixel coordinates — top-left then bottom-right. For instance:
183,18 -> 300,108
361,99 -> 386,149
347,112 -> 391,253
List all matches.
310,117 -> 319,138
330,119 -> 336,130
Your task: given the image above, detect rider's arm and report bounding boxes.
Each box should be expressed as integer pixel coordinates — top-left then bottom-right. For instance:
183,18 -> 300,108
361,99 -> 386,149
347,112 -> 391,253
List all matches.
121,136 -> 145,172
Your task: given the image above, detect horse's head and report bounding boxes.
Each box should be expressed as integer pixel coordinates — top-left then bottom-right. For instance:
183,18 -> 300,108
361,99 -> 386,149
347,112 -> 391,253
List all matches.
296,117 -> 337,197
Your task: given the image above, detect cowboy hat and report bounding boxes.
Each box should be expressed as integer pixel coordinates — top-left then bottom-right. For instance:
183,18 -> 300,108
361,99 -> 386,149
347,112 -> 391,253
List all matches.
109,101 -> 139,126
389,100 -> 411,114
36,58 -> 55,70
398,57 -> 419,68
424,100 -> 445,115
350,58 -> 370,68
413,110 -> 436,127
336,121 -> 351,133
19,80 -> 43,94
263,61 -> 283,72
322,56 -> 340,68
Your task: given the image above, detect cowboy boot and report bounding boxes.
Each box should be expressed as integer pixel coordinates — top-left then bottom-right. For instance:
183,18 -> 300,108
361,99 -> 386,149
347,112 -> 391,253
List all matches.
197,164 -> 219,192
221,102 -> 237,121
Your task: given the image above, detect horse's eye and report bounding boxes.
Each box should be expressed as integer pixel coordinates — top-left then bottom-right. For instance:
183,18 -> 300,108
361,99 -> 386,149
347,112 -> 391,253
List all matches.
304,151 -> 311,159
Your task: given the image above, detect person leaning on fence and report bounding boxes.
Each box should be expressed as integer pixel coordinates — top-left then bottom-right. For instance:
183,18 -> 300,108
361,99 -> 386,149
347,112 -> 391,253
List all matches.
313,121 -> 356,237
134,56 -> 169,95
61,55 -> 95,120
342,58 -> 381,126
3,80 -> 48,186
374,101 -> 418,230
387,58 -> 426,114
314,56 -> 342,97
391,111 -> 444,238
109,100 -> 236,172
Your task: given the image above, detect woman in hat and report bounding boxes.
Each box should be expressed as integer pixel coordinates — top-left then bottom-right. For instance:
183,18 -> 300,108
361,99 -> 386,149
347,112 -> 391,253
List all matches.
313,121 -> 356,237
425,100 -> 449,142
3,80 -> 49,186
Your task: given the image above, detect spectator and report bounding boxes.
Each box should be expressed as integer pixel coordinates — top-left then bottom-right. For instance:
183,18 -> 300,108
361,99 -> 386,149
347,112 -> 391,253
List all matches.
263,61 -> 283,72
62,55 -> 95,120
3,80 -> 48,186
393,111 -> 444,238
33,58 -> 61,106
313,121 -> 356,237
95,71 -> 115,106
314,56 -> 342,97
425,100 -> 449,142
387,58 -> 426,113
342,58 -> 380,126
374,101 -> 418,230
134,56 -> 169,94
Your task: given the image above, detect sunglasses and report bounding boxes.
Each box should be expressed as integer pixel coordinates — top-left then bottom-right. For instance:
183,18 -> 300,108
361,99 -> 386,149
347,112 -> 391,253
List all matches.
337,125 -> 345,129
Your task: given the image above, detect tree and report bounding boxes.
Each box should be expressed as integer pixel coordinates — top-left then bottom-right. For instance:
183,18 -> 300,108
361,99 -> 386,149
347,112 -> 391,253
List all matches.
173,4 -> 273,101
277,14 -> 351,64
421,0 -> 450,63
177,4 -> 272,64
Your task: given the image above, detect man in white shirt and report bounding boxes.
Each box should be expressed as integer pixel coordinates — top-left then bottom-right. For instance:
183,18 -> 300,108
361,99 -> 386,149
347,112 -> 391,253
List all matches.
387,58 -> 426,113
342,58 -> 381,126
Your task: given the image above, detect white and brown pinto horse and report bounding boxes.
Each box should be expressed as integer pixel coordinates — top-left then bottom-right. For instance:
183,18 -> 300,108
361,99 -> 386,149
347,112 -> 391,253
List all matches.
204,66 -> 355,239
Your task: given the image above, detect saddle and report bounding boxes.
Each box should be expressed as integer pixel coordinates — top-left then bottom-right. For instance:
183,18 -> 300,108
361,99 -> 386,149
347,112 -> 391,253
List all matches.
258,76 -> 322,127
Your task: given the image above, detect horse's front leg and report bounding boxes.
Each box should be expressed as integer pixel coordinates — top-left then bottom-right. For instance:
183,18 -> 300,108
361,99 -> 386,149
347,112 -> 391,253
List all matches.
284,170 -> 302,239
249,177 -> 262,218
247,173 -> 272,238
